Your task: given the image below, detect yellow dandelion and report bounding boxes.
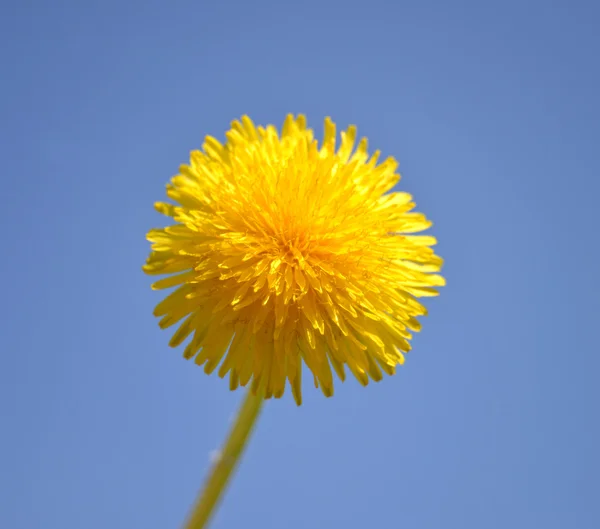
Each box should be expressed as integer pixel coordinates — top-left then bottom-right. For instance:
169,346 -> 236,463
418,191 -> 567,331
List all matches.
145,115 -> 445,529
144,114 -> 444,406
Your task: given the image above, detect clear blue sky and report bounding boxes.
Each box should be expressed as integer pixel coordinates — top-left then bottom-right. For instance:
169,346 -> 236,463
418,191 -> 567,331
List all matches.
2,1 -> 599,528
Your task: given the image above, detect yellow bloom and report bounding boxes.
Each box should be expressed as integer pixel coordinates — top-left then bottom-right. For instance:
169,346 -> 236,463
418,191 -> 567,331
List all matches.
144,115 -> 444,405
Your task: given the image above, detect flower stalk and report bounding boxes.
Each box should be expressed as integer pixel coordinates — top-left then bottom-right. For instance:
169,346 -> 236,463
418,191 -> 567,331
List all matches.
183,389 -> 264,529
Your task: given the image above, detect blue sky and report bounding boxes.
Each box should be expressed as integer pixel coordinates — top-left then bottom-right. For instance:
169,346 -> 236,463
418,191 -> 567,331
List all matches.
2,1 -> 599,528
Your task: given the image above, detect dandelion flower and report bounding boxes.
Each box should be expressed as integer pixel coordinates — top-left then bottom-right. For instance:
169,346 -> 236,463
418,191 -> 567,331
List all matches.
144,115 -> 444,405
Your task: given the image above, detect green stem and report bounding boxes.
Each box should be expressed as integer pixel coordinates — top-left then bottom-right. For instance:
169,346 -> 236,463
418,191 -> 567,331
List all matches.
183,389 -> 264,529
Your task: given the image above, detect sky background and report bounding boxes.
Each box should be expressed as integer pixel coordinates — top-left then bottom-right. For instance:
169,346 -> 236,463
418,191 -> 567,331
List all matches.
1,1 -> 599,528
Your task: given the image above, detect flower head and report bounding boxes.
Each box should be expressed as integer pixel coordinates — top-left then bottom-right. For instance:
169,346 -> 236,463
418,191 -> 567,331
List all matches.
144,115 -> 444,405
